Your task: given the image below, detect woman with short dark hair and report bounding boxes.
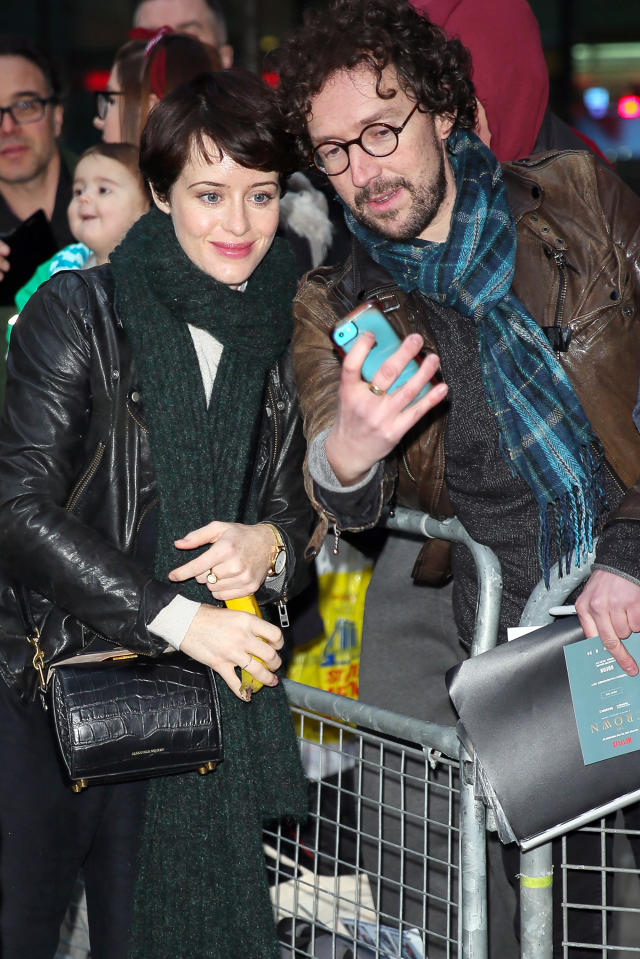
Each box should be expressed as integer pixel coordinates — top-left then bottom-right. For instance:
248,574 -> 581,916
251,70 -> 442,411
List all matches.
0,69 -> 309,959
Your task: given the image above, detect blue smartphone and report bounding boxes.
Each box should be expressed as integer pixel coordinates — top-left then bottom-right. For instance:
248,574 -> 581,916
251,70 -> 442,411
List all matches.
332,301 -> 431,400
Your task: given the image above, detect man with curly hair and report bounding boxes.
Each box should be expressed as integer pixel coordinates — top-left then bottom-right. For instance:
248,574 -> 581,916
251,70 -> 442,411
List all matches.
277,0 -> 640,954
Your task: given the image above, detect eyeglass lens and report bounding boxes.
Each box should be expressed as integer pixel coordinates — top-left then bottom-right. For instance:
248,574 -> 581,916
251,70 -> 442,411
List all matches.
95,92 -> 122,120
0,98 -> 46,125
96,93 -> 108,120
313,103 -> 419,176
314,124 -> 399,175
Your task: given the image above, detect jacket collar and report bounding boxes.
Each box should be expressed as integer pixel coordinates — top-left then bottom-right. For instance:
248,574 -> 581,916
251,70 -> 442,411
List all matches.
330,151 -> 568,299
501,151 -> 571,222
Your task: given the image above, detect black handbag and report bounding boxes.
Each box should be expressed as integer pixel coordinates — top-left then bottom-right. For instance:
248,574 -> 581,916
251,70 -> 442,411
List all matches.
18,585 -> 224,792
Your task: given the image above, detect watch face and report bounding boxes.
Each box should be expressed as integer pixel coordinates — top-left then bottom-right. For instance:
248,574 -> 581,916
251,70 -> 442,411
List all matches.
273,548 -> 286,576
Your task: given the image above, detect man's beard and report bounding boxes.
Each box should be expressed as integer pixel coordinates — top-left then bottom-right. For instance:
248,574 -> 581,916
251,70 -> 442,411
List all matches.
350,145 -> 447,243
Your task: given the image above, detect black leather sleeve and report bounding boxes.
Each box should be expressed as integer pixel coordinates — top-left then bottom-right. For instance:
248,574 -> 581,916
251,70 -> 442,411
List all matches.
256,350 -> 314,604
0,276 -> 176,653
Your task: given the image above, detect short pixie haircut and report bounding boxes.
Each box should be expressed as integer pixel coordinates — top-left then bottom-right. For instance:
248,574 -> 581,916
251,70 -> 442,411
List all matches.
140,70 -> 295,201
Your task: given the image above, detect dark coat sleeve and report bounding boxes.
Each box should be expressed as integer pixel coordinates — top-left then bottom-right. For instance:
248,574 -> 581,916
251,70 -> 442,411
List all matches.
0,275 -> 176,653
256,348 -> 314,603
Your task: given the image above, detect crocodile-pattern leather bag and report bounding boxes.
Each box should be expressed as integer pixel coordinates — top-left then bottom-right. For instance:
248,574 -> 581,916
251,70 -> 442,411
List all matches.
49,653 -> 223,792
48,652 -> 224,791
17,582 -> 224,791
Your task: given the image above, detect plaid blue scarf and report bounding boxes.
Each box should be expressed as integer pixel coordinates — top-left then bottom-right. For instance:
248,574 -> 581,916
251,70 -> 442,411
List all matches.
344,129 -> 605,583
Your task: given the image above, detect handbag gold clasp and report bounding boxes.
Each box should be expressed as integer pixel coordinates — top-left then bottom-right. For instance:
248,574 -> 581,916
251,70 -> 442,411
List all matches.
27,627 -> 47,693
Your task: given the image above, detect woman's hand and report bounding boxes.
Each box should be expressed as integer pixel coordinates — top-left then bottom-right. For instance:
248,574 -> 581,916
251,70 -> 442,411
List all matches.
169,520 -> 276,599
0,240 -> 10,282
326,332 -> 448,486
180,604 -> 283,700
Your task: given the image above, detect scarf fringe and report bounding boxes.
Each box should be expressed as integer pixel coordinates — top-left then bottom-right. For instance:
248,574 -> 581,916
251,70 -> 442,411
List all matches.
538,444 -> 607,587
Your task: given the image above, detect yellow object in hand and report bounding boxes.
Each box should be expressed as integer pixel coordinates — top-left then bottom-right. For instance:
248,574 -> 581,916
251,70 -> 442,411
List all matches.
225,595 -> 267,698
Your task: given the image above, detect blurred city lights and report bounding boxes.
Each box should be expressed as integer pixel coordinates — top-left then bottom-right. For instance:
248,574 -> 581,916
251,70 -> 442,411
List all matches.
583,86 -> 610,119
617,94 -> 640,119
83,70 -> 111,92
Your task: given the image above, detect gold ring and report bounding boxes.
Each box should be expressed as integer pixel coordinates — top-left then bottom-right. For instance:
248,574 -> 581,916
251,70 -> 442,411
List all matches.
368,382 -> 385,396
206,569 -> 218,585
241,657 -> 253,671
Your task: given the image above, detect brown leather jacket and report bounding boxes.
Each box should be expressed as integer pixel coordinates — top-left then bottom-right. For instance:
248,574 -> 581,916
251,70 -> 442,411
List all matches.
292,150 -> 640,570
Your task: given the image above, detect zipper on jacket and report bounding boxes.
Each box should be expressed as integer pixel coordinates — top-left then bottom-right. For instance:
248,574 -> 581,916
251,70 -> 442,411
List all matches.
82,627 -> 156,659
64,442 -> 106,512
264,375 -> 292,621
602,454 -> 626,498
332,524 -> 342,555
266,379 -> 279,471
542,248 -> 578,354
135,496 -> 159,534
276,593 -> 290,628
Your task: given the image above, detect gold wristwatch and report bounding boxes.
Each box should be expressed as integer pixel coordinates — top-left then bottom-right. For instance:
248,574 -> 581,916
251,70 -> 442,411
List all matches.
264,523 -> 286,577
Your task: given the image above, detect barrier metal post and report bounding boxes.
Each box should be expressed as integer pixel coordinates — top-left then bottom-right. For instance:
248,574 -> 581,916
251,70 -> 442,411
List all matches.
384,508 -> 503,959
459,742 -> 489,959
384,509 -> 503,659
517,553 -> 595,959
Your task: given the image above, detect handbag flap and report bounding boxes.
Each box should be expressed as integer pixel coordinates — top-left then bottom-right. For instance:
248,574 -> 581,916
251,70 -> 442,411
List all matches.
46,645 -> 173,683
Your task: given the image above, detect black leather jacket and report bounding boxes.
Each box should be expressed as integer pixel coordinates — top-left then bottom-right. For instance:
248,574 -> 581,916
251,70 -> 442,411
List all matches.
0,266 -> 312,698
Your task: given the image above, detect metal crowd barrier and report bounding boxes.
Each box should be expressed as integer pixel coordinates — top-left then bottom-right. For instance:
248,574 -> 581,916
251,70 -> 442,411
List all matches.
268,684 -> 462,958
557,814 -> 640,955
271,508 -> 640,959
56,508 -> 640,958
267,506 -> 503,959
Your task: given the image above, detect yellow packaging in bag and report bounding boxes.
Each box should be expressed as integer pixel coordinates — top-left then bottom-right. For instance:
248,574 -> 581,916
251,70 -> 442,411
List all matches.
287,538 -> 373,701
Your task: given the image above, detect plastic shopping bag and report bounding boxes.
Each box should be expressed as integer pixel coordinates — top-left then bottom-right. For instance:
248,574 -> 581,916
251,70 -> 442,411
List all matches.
287,536 -> 372,699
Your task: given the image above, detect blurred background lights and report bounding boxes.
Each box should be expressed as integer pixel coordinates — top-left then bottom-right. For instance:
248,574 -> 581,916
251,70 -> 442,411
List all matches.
583,86 -> 610,119
617,94 -> 640,119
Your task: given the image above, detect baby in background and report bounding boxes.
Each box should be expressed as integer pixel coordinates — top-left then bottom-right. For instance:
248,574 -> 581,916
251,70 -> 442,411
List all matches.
67,141 -> 150,267
15,142 -> 150,312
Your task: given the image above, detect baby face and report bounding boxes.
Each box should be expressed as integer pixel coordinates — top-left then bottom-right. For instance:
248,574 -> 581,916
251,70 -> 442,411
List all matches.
68,153 -> 149,263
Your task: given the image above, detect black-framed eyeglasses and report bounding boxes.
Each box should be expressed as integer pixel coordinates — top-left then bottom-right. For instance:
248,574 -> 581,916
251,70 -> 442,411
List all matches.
93,90 -> 125,121
0,96 -> 55,127
312,103 -> 420,176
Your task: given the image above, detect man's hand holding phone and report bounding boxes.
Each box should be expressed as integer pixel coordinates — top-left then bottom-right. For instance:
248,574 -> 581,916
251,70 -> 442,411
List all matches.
327,304 -> 448,486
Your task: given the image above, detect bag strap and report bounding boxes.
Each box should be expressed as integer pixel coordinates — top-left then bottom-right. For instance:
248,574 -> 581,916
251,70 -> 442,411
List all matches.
14,582 -> 48,696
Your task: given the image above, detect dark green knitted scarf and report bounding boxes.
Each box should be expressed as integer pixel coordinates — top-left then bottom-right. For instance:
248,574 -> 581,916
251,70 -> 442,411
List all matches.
110,208 -> 307,959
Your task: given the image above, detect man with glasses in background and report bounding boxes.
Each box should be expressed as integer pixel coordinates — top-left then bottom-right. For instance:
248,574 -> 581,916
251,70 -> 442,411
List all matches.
0,37 -> 74,272
0,37 -> 75,408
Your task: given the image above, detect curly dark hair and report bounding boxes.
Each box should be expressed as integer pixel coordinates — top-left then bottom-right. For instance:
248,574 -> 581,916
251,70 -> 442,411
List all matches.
275,0 -> 476,162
